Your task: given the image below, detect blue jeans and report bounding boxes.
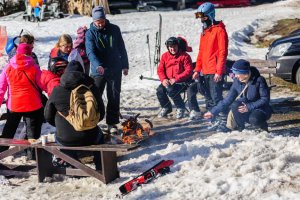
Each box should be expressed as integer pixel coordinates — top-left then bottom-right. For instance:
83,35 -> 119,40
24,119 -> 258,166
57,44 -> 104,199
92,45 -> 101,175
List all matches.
156,83 -> 187,109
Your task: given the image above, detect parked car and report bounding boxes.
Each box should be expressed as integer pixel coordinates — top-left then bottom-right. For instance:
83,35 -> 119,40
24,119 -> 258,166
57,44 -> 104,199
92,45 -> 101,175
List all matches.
196,0 -> 250,7
266,31 -> 300,86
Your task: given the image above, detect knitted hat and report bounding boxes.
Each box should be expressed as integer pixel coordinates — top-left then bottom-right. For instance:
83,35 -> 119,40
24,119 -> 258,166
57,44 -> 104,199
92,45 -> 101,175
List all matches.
16,43 -> 33,55
65,60 -> 84,73
92,6 -> 106,21
232,59 -> 250,74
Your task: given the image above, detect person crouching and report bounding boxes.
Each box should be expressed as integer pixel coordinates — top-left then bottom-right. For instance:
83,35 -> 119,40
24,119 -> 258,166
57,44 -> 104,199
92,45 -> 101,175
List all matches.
204,59 -> 272,132
156,37 -> 193,119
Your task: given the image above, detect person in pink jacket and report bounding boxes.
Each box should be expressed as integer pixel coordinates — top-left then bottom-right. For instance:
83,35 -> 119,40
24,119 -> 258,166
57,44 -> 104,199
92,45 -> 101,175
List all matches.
0,43 -> 44,152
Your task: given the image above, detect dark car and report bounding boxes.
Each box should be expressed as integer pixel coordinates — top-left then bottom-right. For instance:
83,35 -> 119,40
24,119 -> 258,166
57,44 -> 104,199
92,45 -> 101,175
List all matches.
266,31 -> 300,86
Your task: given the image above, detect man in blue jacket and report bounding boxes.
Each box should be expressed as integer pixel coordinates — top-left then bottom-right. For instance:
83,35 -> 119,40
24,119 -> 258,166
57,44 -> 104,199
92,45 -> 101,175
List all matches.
85,6 -> 129,134
204,59 -> 272,132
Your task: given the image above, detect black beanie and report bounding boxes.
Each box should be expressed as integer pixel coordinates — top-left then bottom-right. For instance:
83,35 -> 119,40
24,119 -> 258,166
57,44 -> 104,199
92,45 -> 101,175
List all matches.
65,60 -> 84,73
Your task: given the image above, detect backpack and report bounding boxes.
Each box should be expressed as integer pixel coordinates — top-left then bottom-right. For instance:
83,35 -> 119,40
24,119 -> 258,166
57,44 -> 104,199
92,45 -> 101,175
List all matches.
73,26 -> 90,67
59,84 -> 100,131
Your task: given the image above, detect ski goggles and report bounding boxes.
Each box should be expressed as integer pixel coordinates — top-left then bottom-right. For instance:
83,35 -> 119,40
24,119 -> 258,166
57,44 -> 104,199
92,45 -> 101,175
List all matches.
195,12 -> 205,19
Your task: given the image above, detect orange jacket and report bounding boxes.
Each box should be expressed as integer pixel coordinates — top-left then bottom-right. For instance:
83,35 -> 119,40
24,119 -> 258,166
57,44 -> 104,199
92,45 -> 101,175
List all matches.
195,21 -> 228,75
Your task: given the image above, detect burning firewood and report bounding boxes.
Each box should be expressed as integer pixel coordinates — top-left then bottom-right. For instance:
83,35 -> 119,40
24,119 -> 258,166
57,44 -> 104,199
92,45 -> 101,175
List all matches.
121,114 -> 153,144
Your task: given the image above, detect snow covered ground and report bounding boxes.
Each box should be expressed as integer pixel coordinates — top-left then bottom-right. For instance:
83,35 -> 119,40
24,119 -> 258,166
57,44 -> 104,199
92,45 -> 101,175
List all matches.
0,0 -> 300,199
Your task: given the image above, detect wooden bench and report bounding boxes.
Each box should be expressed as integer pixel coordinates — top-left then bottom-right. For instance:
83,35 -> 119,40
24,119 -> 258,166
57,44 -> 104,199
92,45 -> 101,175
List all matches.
248,59 -> 277,85
0,138 -> 139,184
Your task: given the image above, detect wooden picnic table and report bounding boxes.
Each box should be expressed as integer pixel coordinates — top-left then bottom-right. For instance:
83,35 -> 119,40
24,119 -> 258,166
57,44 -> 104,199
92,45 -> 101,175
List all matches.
0,138 -> 139,184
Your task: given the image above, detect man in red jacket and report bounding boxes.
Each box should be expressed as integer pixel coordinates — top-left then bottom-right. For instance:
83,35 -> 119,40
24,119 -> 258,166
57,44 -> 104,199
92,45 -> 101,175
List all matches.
193,2 -> 228,130
157,37 -> 193,119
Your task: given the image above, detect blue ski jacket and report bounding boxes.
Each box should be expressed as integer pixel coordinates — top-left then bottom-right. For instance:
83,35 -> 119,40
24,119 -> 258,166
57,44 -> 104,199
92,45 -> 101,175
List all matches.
211,67 -> 272,119
85,20 -> 129,77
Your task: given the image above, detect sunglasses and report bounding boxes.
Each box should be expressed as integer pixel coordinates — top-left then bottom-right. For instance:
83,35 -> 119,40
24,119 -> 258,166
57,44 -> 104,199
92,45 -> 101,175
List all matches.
195,12 -> 205,19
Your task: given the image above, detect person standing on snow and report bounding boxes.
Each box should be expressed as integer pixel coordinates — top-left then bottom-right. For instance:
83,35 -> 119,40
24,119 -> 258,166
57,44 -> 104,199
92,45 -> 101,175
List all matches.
203,59 -> 272,132
85,6 -> 129,134
192,2 -> 229,130
157,37 -> 193,119
0,43 -> 44,152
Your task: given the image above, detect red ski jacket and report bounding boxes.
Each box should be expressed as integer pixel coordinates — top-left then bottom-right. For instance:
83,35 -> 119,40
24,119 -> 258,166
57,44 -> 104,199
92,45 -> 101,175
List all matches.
195,21 -> 228,75
40,70 -> 60,96
157,50 -> 193,83
0,55 -> 43,112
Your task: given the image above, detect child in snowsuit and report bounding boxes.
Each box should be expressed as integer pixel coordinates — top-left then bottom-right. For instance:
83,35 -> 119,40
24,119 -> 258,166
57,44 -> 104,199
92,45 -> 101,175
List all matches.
40,57 -> 68,96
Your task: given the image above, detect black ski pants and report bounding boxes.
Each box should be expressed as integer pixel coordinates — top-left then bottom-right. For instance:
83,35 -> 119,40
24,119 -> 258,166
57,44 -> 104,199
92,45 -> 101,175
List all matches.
156,83 -> 187,109
93,74 -> 122,125
204,74 -> 224,111
231,101 -> 268,130
0,108 -> 44,152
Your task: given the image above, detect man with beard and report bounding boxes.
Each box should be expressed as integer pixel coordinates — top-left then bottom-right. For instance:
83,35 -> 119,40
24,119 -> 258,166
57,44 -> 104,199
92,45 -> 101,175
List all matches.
85,6 -> 129,134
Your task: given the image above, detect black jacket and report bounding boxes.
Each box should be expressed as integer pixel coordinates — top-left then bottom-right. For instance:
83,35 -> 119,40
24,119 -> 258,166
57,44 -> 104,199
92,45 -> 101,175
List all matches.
44,71 -> 105,146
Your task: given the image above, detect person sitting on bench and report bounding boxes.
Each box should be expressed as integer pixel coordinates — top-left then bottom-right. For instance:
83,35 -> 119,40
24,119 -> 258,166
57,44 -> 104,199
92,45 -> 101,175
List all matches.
203,59 -> 272,132
156,36 -> 193,119
44,60 -> 105,169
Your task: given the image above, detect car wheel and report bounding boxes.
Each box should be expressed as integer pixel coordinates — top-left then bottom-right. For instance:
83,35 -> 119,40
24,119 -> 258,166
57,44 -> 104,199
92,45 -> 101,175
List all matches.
296,66 -> 300,87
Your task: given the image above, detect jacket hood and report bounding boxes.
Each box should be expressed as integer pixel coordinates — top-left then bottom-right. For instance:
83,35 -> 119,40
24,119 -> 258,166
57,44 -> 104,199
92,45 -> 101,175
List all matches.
205,21 -> 226,33
60,71 -> 94,90
41,70 -> 60,85
246,67 -> 261,84
9,54 -> 36,70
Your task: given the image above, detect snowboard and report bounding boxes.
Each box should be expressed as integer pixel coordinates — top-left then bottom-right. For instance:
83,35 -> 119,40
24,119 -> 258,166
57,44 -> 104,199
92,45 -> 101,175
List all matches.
119,159 -> 174,195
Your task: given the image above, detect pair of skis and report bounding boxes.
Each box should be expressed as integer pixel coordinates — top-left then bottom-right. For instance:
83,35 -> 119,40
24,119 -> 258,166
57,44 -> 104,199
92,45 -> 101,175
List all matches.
119,159 -> 174,195
146,14 -> 162,77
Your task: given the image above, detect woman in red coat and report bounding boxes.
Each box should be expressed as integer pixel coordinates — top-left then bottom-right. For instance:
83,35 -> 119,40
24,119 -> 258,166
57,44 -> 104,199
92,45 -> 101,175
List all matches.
0,43 -> 44,152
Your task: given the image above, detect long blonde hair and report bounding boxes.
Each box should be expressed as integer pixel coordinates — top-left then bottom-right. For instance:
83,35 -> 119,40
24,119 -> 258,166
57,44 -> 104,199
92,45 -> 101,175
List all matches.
55,34 -> 73,48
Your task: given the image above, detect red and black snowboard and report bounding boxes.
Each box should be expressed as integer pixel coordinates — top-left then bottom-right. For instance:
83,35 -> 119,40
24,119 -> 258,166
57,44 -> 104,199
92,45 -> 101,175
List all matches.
119,159 -> 174,195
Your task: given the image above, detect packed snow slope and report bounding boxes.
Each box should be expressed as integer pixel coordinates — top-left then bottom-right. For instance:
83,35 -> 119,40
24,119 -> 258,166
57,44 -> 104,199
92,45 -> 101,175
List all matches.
0,0 -> 300,199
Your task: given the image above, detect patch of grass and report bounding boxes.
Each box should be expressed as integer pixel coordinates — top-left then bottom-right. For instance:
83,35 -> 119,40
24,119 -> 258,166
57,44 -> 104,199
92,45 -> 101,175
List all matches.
271,76 -> 300,93
254,18 -> 300,48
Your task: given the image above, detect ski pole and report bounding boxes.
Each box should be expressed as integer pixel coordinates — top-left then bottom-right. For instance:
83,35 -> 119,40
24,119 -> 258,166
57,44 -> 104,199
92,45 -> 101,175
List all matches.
139,75 -> 160,81
146,34 -> 152,76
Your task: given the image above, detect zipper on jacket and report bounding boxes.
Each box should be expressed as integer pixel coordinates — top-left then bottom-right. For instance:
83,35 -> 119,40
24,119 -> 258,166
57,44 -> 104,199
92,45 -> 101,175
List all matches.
99,38 -> 105,48
109,36 -> 113,47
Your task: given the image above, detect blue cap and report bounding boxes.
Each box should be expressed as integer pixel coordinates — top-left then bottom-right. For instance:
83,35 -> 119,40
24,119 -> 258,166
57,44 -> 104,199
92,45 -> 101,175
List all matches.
232,59 -> 250,74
